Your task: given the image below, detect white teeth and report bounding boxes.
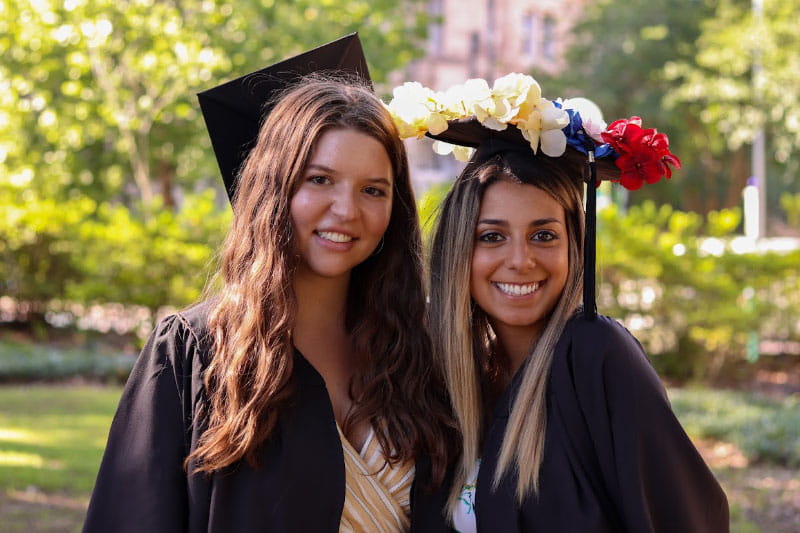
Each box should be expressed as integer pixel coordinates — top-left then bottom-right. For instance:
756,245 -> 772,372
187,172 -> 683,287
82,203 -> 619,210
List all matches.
495,282 -> 540,296
317,231 -> 353,243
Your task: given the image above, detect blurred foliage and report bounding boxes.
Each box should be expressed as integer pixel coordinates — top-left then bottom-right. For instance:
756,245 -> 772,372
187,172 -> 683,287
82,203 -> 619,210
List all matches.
781,192 -> 800,228
540,0 -> 799,218
0,188 -> 230,315
0,338 -> 133,382
670,387 -> 800,467
597,201 -> 800,380
418,184 -> 800,381
0,0 -> 431,207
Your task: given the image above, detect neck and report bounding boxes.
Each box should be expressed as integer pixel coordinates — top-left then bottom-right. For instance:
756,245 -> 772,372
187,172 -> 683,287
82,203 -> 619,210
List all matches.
293,271 -> 350,343
292,270 -> 353,381
492,322 -> 542,379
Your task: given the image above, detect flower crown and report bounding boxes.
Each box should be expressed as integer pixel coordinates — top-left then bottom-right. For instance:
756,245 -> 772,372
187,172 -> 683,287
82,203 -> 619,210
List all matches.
384,73 -> 680,191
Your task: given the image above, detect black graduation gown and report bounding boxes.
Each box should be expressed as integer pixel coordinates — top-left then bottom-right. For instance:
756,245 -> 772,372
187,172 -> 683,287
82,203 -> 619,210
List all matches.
83,301 -> 449,532
475,314 -> 729,532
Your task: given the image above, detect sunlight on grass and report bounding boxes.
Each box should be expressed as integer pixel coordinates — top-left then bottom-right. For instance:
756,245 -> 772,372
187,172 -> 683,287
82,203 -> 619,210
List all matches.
0,451 -> 45,467
0,385 -> 122,495
0,428 -> 37,442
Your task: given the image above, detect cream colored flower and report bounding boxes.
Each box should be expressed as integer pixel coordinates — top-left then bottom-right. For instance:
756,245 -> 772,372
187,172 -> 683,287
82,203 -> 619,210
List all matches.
385,82 -> 437,139
426,112 -> 449,136
514,97 -> 569,156
459,78 -> 496,126
432,140 -> 474,162
491,73 -> 542,126
438,84 -> 470,117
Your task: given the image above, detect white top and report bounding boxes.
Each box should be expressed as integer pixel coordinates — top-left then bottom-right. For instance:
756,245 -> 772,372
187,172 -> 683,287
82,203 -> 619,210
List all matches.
452,460 -> 480,533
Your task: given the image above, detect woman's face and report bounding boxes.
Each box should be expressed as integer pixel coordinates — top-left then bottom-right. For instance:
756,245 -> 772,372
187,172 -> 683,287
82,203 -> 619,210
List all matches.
470,179 -> 569,345
290,127 -> 393,283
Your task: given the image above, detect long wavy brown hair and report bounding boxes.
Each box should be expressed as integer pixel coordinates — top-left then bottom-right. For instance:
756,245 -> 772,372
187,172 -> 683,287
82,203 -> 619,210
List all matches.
187,75 -> 456,485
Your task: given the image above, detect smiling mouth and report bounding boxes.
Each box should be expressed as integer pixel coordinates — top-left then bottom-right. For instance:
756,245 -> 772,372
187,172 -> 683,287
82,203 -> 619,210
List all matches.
316,231 -> 355,243
494,281 -> 541,296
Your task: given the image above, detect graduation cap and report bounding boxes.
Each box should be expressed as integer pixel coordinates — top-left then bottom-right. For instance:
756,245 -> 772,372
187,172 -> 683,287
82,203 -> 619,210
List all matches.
197,33 -> 371,201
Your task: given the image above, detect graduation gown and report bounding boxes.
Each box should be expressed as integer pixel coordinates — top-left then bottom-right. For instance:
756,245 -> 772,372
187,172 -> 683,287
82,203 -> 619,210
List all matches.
474,314 -> 729,532
83,301 -> 449,533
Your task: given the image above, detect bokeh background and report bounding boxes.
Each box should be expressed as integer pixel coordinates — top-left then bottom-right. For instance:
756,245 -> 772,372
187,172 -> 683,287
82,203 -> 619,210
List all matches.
1,0 -> 798,531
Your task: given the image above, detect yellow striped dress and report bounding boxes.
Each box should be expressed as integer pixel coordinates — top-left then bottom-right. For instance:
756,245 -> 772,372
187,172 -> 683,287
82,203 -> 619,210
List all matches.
337,425 -> 415,533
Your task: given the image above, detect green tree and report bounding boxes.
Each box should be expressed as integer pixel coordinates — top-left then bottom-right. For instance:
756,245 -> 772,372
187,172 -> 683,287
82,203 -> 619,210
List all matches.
0,0 -> 430,208
540,0 -> 754,214
667,0 -> 800,218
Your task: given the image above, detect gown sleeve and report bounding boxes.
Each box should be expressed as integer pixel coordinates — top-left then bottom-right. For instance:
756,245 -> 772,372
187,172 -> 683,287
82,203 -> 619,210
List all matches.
83,313 -> 202,533
562,315 -> 729,532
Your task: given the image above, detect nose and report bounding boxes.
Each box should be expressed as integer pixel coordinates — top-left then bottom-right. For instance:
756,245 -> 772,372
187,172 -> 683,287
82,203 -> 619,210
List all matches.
507,238 -> 535,272
330,186 -> 358,221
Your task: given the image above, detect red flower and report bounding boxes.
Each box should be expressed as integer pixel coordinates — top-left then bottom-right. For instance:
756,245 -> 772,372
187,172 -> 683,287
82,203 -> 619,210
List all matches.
601,117 -> 646,154
601,117 -> 681,191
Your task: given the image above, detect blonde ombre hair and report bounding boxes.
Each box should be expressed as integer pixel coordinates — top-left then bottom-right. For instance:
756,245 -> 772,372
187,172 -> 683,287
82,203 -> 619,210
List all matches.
429,154 -> 586,511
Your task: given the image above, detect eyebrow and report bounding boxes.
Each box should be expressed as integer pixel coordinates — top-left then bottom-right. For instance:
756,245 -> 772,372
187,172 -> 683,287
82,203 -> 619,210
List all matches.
477,217 -> 562,227
304,164 -> 393,186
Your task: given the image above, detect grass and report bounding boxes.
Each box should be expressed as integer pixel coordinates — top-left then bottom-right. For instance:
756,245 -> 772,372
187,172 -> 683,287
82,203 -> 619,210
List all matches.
0,383 -> 796,532
669,387 -> 800,467
0,384 -> 122,495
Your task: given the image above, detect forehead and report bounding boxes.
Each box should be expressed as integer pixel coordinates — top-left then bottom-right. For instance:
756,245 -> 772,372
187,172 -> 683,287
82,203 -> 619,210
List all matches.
307,127 -> 393,179
478,180 -> 564,221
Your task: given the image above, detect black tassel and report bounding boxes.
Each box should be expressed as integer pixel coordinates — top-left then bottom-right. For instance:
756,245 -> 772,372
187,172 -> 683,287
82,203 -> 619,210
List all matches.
584,151 -> 597,320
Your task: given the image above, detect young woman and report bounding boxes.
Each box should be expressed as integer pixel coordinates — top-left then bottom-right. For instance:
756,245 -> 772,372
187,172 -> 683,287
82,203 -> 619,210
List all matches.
83,75 -> 455,532
392,74 -> 729,531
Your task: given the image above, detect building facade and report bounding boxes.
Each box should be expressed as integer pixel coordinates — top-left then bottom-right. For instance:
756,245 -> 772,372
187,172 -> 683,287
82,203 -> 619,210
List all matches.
398,0 -> 589,192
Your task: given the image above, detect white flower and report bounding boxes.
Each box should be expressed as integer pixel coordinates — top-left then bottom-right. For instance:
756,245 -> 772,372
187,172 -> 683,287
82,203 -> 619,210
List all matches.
433,141 -> 474,162
514,97 -> 569,155
561,97 -> 607,142
385,82 -> 438,139
492,73 -> 541,115
460,78 -> 496,125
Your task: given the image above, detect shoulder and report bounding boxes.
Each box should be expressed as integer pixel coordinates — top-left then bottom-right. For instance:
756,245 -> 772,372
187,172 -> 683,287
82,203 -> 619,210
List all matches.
558,313 -> 647,367
172,300 -> 214,346
553,313 -> 665,401
142,299 -> 215,372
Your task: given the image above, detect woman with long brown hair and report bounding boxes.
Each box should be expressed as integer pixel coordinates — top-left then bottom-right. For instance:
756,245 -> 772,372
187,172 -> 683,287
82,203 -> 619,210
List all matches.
388,73 -> 729,531
84,39 -> 455,532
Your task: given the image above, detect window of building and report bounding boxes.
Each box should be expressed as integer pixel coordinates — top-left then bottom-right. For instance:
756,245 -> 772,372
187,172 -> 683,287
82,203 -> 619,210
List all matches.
428,0 -> 444,56
542,15 -> 556,60
521,13 -> 534,55
468,32 -> 480,78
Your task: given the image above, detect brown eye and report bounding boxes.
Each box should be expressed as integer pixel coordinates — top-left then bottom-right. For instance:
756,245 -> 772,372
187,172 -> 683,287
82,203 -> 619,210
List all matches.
308,175 -> 330,185
363,186 -> 387,197
532,230 -> 557,242
478,231 -> 504,242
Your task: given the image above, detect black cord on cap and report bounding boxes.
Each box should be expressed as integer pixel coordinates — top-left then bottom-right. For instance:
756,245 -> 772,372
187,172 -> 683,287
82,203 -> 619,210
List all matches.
583,150 -> 598,320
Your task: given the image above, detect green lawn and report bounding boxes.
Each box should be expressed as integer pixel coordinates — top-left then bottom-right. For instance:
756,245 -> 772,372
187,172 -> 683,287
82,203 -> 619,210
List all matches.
0,385 -> 121,495
1,383 -> 796,532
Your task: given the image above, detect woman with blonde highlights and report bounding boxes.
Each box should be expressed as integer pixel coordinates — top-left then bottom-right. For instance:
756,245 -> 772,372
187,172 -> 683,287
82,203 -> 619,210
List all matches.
427,143 -> 729,531
84,73 -> 456,532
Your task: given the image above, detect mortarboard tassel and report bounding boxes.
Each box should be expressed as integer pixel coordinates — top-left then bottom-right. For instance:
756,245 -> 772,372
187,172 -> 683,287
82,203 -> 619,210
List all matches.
584,150 -> 598,320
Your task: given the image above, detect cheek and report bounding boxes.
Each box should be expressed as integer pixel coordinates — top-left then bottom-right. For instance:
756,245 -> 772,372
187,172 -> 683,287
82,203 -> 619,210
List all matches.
549,249 -> 570,289
367,200 -> 393,233
469,250 -> 493,294
289,190 -> 315,228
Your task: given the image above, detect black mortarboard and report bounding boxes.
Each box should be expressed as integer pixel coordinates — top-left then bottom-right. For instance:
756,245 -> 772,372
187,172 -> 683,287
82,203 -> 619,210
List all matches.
197,33 -> 371,201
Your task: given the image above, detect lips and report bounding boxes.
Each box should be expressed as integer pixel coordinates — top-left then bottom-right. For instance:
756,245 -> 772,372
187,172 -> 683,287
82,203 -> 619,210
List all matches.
494,281 -> 541,296
315,230 -> 355,243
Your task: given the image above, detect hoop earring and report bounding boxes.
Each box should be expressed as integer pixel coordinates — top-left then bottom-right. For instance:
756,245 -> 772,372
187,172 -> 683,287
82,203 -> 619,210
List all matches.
371,236 -> 385,256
